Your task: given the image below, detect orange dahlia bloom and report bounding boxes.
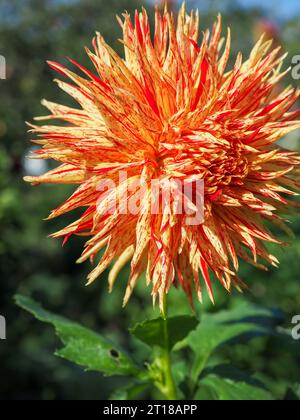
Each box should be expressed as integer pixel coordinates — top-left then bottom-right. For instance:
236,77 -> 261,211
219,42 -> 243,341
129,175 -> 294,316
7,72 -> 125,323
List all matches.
25,4 -> 300,311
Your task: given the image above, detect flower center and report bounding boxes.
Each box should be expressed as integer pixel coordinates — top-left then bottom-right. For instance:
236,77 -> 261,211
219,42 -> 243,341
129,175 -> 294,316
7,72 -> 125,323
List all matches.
208,150 -> 248,184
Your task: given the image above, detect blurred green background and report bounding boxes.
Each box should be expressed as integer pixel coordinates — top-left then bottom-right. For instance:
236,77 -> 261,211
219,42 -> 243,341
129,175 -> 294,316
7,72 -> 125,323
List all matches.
0,0 -> 300,400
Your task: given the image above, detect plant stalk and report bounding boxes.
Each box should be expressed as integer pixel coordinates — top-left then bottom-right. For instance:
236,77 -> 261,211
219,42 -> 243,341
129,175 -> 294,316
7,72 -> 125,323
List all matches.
160,295 -> 178,400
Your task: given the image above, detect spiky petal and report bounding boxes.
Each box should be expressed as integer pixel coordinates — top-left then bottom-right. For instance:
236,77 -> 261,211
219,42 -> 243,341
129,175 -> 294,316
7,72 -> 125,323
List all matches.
25,4 -> 300,311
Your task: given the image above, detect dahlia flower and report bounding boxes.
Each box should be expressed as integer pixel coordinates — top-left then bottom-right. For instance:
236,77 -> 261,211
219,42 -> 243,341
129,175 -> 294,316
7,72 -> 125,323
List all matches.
25,4 -> 300,311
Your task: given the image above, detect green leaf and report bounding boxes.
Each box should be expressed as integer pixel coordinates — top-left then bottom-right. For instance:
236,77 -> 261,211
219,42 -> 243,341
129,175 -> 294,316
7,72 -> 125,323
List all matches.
110,383 -> 149,400
15,295 -> 140,377
198,374 -> 274,401
173,360 -> 189,386
130,315 -> 198,351
186,303 -> 277,380
284,384 -> 300,400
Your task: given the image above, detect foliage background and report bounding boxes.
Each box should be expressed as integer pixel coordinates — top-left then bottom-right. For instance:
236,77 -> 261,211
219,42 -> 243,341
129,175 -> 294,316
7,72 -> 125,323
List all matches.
0,0 -> 300,400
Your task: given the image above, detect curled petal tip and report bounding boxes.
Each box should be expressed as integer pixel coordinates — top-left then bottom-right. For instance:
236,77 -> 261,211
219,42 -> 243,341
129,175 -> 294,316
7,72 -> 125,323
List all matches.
23,176 -> 34,183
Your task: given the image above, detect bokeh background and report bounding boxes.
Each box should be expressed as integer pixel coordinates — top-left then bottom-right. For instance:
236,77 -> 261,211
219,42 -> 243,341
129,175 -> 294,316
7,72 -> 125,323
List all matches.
0,0 -> 300,400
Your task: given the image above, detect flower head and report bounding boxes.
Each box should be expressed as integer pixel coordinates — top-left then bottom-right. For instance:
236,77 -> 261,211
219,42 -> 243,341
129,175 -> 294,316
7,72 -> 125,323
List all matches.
25,4 -> 300,311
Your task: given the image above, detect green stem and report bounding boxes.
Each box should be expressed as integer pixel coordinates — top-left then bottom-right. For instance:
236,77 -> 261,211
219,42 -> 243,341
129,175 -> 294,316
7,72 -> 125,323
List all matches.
160,295 -> 178,400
